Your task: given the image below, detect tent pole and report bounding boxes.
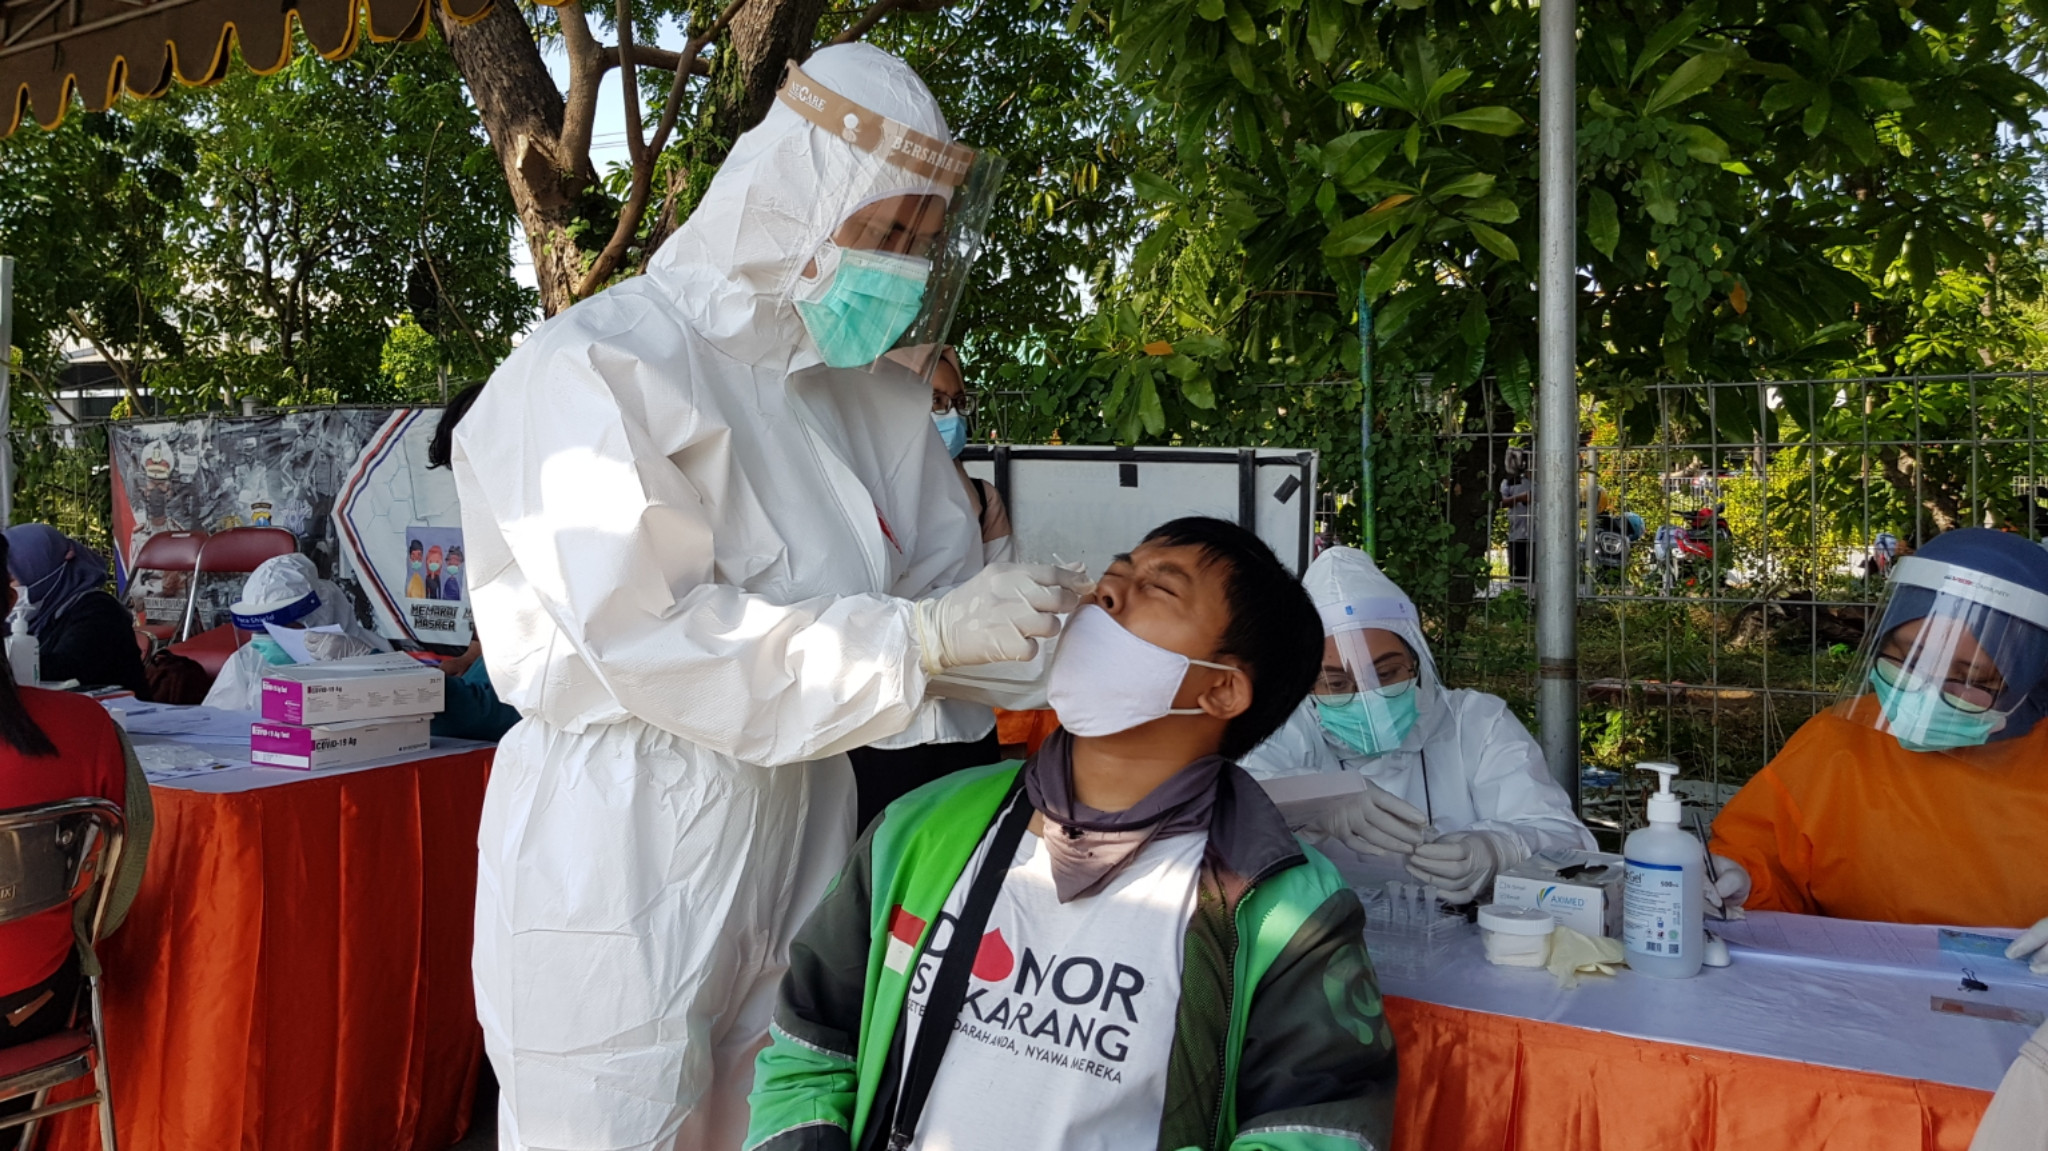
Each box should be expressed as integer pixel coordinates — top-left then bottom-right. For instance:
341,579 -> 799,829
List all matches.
1535,0 -> 1581,809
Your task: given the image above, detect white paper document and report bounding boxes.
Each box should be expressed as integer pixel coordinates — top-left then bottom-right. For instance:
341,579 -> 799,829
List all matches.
262,622 -> 345,666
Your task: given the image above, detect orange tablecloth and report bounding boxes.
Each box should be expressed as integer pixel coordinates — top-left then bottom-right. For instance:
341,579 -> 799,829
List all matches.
1387,996 -> 1994,1151
41,747 -> 494,1151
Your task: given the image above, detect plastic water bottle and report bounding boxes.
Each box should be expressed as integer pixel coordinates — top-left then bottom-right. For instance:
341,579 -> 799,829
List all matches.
1623,762 -> 1704,978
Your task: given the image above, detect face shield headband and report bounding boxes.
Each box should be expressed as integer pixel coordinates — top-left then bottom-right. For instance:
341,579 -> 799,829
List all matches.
231,590 -> 321,632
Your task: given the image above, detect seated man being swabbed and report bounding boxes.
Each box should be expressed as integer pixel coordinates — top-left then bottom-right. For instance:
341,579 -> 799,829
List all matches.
745,516 -> 1399,1151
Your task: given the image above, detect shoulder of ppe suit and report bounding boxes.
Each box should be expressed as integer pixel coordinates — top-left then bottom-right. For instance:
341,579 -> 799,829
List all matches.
1236,699 -> 1331,780
1439,689 -> 1548,762
201,646 -> 262,710
460,300 -> 719,467
1439,687 -> 1522,730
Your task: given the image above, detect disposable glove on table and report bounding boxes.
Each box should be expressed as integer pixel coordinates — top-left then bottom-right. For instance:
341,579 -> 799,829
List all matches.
1406,828 -> 1522,904
914,563 -> 1088,675
1548,925 -> 1628,989
2008,918 -> 2048,976
1298,778 -> 1433,857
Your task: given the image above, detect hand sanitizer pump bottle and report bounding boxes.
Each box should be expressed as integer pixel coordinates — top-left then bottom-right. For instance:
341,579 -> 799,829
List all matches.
6,594 -> 38,688
1623,762 -> 1704,979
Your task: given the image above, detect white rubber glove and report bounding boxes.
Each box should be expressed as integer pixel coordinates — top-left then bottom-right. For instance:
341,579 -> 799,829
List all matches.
1298,780 -> 1432,857
2007,917 -> 2048,976
1704,855 -> 1751,917
1406,830 -> 1516,904
304,631 -> 378,661
913,564 -> 1087,675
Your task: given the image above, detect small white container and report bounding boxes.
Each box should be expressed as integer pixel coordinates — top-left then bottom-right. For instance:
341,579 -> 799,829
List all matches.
1479,905 -> 1556,968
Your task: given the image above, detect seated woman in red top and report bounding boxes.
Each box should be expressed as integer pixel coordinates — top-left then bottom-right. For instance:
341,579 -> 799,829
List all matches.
0,533 -> 152,1146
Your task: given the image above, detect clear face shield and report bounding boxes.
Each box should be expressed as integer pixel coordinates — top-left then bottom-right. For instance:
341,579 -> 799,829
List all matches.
1836,556 -> 2048,755
1310,601 -> 1444,757
776,62 -> 1005,375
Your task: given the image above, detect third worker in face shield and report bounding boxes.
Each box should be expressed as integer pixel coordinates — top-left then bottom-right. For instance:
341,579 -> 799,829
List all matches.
451,44 -> 1083,1151
1239,547 -> 1593,903
1709,528 -> 2048,973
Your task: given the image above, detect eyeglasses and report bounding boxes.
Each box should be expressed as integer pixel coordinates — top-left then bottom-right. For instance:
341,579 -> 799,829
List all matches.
1313,664 -> 1417,696
931,391 -> 980,416
1873,655 -> 2001,713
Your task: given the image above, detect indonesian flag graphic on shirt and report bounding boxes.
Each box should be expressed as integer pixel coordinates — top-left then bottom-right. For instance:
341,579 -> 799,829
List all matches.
885,906 -> 926,974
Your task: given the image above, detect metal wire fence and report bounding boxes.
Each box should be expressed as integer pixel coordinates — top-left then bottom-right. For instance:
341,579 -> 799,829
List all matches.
1416,371 -> 2048,839
18,376 -> 2048,841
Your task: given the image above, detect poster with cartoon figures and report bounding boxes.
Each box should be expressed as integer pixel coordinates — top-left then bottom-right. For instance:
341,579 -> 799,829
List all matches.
330,409 -> 472,648
109,411 -> 391,635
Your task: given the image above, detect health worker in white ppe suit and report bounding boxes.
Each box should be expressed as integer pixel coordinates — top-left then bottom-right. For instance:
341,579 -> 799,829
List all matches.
451,45 -> 1081,1151
201,553 -> 390,712
1241,547 -> 1593,902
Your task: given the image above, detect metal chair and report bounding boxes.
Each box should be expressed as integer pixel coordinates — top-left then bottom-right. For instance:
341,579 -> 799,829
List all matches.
127,530 -> 209,645
185,528 -> 299,640
0,798 -> 126,1151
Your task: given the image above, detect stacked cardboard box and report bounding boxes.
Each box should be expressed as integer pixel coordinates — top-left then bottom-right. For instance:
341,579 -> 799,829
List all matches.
251,652 -> 445,771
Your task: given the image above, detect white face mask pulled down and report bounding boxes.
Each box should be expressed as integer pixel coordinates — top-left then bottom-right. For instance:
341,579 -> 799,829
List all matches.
1045,605 -> 1235,737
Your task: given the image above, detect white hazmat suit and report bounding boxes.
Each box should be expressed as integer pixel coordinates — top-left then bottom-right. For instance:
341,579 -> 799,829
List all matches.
1242,548 -> 1592,899
452,45 -> 1063,1151
201,553 -> 392,712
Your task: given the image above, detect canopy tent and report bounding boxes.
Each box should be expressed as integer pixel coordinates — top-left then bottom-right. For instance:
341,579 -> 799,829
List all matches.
2,0 -> 495,136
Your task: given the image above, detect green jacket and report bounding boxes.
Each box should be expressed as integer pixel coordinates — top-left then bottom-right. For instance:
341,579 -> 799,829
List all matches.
746,762 -> 1398,1151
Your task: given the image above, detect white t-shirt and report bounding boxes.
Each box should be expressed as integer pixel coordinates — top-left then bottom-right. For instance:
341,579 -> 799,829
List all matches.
897,818 -> 1207,1150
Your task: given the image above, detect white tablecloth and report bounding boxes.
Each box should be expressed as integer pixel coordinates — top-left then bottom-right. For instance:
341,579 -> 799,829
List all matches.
1379,910 -> 2048,1092
110,702 -> 492,793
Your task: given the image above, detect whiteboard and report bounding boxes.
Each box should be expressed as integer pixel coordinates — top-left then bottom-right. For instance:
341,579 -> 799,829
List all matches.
959,446 -> 1317,577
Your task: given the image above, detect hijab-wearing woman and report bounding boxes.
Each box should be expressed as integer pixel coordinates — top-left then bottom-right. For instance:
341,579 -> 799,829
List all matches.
4,524 -> 147,695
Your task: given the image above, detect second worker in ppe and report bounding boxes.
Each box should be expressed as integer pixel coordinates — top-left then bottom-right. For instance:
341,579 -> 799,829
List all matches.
1709,528 -> 2048,972
201,553 -> 391,712
1241,547 -> 1592,902
452,44 -> 1080,1151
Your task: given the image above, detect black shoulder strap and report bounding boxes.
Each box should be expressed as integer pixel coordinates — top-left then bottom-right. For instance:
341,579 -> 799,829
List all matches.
884,781 -> 1035,1149
968,476 -> 991,522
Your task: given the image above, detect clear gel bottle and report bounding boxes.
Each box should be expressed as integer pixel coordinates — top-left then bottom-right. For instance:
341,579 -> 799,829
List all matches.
1623,762 -> 1703,979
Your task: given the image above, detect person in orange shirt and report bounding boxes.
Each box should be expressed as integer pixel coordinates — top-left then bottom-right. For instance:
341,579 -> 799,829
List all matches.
1708,528 -> 2048,972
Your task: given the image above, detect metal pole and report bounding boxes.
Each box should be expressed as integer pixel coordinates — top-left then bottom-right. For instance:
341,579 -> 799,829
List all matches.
0,256 -> 14,527
1535,0 -> 1580,808
1358,281 -> 1377,558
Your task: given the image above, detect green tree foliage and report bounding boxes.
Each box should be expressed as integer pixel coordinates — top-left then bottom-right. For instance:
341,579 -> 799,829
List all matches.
0,110 -> 194,410
0,26 -> 533,416
1069,0 -> 2045,603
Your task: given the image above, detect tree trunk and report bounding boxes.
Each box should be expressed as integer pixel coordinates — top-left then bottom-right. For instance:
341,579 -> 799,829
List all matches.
704,0 -> 826,154
434,3 -> 598,317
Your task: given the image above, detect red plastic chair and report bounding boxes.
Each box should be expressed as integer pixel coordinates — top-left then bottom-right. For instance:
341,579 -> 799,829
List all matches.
127,530 -> 210,644
167,622 -> 253,679
185,529 -> 299,639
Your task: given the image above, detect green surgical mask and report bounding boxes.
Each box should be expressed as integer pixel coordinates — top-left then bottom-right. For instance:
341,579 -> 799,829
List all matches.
1314,678 -> 1420,756
249,635 -> 294,666
795,247 -> 931,368
1868,668 -> 2002,752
